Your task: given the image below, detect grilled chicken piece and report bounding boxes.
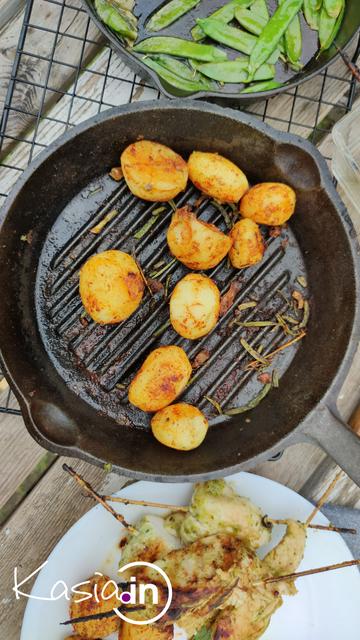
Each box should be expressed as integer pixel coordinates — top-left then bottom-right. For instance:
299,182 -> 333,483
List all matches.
179,480 -> 271,550
262,519 -> 306,595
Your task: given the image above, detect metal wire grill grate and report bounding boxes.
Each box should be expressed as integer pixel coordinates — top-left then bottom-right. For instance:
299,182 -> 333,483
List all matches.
0,0 -> 359,416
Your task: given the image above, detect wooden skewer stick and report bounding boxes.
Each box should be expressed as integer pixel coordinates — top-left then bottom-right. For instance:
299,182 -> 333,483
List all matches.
102,495 -> 188,512
306,470 -> 344,525
62,464 -> 137,534
246,332 -> 306,369
267,517 -> 356,535
256,558 -> 360,586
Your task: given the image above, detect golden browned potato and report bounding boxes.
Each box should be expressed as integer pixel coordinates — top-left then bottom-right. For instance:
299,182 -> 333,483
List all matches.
79,250 -> 144,324
188,151 -> 248,203
167,206 -> 232,270
128,346 -> 192,412
229,219 -> 265,269
121,140 -> 188,201
239,182 -> 296,226
121,622 -> 172,640
151,403 -> 208,451
170,273 -> 220,339
70,574 -> 120,639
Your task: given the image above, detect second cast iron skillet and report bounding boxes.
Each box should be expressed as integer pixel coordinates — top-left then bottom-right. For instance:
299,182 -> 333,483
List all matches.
81,0 -> 360,100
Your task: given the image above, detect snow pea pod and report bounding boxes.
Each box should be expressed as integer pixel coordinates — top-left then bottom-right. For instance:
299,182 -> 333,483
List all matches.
195,58 -> 275,83
147,0 -> 200,32
248,0 -> 303,77
319,0 -> 345,51
141,56 -> 211,92
196,18 -> 258,55
303,0 -> 320,31
250,0 -> 269,19
323,0 -> 343,18
240,79 -> 284,93
191,0 -> 254,41
95,0 -> 137,41
235,8 -> 267,35
151,54 -> 213,88
279,0 -> 302,68
133,36 -> 228,61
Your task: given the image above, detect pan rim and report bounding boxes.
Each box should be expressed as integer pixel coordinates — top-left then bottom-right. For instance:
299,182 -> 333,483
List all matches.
1,99 -> 360,480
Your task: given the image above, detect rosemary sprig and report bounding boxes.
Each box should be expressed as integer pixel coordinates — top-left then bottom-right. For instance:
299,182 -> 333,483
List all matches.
90,208 -> 117,234
153,319 -> 171,337
225,383 -> 272,416
204,395 -> 223,415
149,258 -> 177,279
240,338 -> 269,365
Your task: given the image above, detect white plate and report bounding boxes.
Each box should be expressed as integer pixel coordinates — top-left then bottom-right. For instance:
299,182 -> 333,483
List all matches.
20,472 -> 360,640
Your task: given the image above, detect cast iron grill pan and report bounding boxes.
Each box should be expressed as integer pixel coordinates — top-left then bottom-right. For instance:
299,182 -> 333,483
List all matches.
37,179 -> 302,425
1,102 -> 360,483
81,0 -> 360,100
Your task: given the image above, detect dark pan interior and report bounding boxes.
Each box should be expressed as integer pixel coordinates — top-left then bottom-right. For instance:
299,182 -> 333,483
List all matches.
0,104 -> 356,478
81,0 -> 360,100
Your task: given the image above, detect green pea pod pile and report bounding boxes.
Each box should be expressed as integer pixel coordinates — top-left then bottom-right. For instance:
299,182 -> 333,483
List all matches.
93,0 -> 348,96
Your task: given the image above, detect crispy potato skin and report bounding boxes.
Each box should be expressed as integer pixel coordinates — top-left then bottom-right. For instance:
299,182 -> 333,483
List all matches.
79,250 -> 144,324
121,623 -> 172,640
128,346 -> 192,412
239,182 -> 296,226
170,273 -> 220,339
121,140 -> 188,201
229,219 -> 265,269
70,574 -> 120,639
151,403 -> 208,451
167,206 -> 232,270
188,151 -> 249,203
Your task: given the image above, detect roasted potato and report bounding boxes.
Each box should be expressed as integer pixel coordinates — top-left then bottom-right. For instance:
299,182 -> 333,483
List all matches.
239,182 -> 296,226
167,206 -> 232,270
170,273 -> 220,339
121,622 -> 172,640
229,219 -> 265,269
128,345 -> 192,412
151,403 -> 209,451
70,574 -> 120,638
188,151 -> 248,203
79,250 -> 144,324
121,140 -> 188,201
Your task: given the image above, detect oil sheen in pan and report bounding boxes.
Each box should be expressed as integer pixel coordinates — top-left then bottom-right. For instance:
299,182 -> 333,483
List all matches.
35,169 -> 306,430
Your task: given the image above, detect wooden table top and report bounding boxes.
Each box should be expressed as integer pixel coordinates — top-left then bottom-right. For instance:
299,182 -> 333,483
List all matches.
0,1 -> 359,637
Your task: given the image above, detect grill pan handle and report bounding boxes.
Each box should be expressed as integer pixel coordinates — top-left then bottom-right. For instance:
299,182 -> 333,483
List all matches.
302,404 -> 360,488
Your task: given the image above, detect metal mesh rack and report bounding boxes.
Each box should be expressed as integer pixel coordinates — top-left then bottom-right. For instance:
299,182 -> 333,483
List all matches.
0,0 -> 359,417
